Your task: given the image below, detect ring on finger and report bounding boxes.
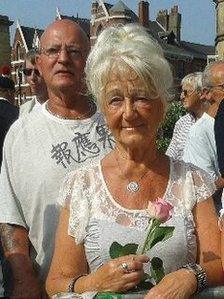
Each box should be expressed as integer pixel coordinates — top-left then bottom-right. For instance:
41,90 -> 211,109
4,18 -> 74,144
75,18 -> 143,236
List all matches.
121,262 -> 129,272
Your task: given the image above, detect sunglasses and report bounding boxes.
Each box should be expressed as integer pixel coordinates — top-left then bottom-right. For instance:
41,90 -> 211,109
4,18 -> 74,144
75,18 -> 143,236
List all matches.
208,83 -> 224,90
22,68 -> 40,77
181,89 -> 195,97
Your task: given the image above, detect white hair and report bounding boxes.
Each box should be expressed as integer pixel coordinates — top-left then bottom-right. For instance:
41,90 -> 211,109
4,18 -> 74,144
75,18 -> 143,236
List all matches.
85,23 -> 173,108
181,72 -> 203,92
202,61 -> 224,88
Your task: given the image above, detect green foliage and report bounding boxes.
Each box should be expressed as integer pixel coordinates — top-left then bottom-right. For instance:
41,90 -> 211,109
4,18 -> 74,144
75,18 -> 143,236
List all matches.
150,257 -> 165,284
157,137 -> 171,153
157,101 -> 186,153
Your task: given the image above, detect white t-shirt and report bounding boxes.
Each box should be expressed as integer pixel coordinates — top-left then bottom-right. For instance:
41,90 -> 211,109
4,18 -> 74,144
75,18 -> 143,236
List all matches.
183,112 -> 219,180
19,96 -> 43,117
0,103 -> 114,283
166,113 -> 196,161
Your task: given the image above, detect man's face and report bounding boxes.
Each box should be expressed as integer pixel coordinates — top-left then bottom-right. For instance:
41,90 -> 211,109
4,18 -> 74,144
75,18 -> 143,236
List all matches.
205,64 -> 224,102
24,60 -> 46,96
36,21 -> 89,94
180,82 -> 201,112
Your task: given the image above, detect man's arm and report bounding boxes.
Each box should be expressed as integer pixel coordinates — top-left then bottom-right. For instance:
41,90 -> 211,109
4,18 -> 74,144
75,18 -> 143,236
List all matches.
0,224 -> 42,299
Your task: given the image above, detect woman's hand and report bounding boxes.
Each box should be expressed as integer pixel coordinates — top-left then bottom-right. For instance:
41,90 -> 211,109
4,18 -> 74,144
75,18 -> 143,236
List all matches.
144,269 -> 197,299
90,254 -> 149,293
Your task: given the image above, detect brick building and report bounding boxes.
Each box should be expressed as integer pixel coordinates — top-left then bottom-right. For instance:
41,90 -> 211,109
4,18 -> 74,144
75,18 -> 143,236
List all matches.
0,15 -> 13,72
59,1 -> 214,92
2,0 -> 216,104
89,1 -> 214,90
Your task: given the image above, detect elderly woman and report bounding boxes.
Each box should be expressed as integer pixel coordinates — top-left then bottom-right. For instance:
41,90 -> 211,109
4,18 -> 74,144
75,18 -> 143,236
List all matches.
46,24 -> 223,298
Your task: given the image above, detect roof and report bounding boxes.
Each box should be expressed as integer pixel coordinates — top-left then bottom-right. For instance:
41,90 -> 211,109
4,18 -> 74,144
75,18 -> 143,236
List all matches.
103,3 -> 113,11
20,26 -> 43,49
180,41 -> 215,59
109,1 -> 131,14
60,15 -> 90,37
109,0 -> 138,21
145,20 -> 215,61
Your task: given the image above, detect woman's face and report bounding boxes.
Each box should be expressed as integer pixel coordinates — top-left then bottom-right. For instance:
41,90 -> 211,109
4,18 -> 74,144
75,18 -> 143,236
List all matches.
102,68 -> 165,148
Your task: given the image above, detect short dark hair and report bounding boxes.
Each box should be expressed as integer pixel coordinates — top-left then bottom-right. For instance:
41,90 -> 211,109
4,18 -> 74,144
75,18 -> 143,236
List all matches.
23,48 -> 39,68
0,76 -> 15,92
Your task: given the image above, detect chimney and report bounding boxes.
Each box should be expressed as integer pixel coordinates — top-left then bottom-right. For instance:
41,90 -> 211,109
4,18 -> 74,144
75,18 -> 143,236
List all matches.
138,1 -> 149,28
156,9 -> 169,31
169,5 -> 181,42
91,1 -> 98,15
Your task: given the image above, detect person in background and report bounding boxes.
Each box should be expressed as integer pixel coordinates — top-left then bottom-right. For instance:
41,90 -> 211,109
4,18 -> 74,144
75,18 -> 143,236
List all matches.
0,76 -> 18,165
1,66 -> 11,78
0,19 -> 113,299
166,72 -> 208,161
183,62 -> 224,192
20,49 -> 48,116
0,75 -> 18,299
46,24 -> 223,299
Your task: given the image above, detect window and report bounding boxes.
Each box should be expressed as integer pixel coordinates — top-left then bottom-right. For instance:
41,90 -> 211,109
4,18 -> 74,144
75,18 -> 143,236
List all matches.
16,43 -> 21,60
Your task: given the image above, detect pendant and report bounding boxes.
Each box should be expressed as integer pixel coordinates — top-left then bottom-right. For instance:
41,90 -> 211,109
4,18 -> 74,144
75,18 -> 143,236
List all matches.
127,181 -> 140,193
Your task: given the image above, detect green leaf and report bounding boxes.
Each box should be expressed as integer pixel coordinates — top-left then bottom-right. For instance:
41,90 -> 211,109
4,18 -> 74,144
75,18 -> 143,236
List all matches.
150,257 -> 165,284
133,272 -> 154,291
109,242 -> 138,259
123,243 -> 138,255
144,226 -> 175,251
96,293 -> 123,298
109,242 -> 123,259
136,280 -> 154,291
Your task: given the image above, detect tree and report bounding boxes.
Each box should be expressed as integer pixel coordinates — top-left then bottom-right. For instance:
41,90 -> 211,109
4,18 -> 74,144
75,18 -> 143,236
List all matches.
157,101 -> 186,153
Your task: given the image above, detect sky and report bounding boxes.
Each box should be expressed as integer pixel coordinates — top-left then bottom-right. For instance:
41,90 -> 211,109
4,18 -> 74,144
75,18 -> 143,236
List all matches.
0,0 -> 216,46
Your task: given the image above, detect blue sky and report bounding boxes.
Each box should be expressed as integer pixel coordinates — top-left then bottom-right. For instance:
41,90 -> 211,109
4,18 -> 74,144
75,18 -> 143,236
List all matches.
0,0 -> 216,45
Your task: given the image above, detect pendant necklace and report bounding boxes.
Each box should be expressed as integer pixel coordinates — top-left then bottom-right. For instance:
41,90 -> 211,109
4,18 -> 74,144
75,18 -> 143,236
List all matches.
114,149 -> 151,193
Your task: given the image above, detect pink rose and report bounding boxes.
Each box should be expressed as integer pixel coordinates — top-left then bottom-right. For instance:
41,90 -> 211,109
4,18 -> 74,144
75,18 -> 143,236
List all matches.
146,198 -> 173,223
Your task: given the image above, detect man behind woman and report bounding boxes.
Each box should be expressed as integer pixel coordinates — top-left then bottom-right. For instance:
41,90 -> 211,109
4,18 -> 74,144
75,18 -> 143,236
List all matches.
46,24 -> 223,298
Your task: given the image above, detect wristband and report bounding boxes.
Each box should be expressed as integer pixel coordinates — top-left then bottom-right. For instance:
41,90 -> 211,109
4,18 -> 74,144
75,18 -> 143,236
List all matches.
67,274 -> 87,293
182,263 -> 208,293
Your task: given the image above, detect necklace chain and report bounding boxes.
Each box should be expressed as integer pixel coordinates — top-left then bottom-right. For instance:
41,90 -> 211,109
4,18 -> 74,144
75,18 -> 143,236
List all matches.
46,100 -> 96,120
114,149 -> 151,193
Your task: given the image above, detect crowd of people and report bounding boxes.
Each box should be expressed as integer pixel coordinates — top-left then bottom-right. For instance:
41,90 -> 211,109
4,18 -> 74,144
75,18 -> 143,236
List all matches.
0,19 -> 223,299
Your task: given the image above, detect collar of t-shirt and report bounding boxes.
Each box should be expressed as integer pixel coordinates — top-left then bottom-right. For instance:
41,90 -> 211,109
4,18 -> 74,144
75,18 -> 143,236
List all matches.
33,97 -> 43,112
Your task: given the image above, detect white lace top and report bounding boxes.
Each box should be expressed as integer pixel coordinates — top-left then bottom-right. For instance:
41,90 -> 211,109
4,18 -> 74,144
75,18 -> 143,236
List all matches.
58,159 -> 215,275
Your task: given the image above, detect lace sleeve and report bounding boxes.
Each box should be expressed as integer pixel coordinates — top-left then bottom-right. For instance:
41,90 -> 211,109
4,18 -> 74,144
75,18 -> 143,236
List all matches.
57,169 -> 91,244
191,166 -> 216,203
167,161 -> 216,214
